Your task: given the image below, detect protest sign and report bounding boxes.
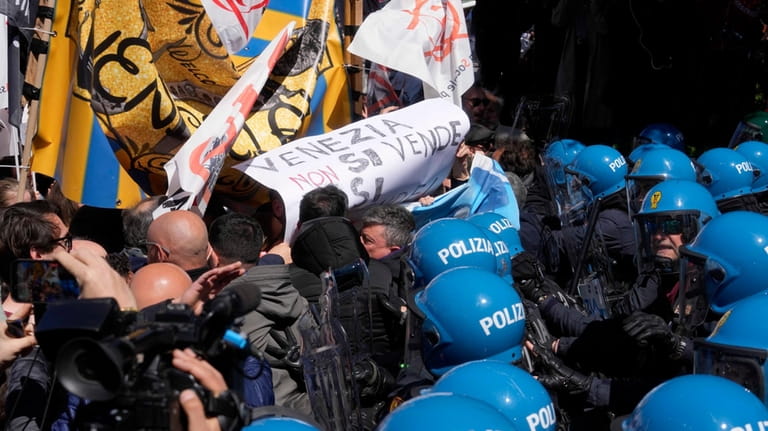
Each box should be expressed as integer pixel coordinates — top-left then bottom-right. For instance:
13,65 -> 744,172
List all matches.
236,98 -> 469,242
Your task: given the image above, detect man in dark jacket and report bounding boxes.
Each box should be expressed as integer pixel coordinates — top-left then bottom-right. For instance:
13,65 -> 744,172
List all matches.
209,212 -> 312,415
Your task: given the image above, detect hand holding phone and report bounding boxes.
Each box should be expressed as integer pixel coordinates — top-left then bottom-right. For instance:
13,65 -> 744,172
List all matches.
5,319 -> 26,338
10,259 -> 80,303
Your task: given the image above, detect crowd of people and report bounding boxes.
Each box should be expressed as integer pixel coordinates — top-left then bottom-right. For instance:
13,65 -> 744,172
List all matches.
3,0 -> 768,428
1,98 -> 768,431
2,2 -> 768,428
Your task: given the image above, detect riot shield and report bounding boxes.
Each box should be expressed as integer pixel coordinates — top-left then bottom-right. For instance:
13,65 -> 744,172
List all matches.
563,200 -> 629,320
510,95 -> 572,148
299,259 -> 367,431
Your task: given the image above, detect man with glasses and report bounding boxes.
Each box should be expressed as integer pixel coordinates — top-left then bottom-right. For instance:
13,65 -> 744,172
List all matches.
461,84 -> 491,125
0,201 -> 73,312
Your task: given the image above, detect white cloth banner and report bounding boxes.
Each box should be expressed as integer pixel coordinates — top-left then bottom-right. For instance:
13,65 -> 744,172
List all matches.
0,14 -> 16,158
202,0 -> 269,54
348,0 -> 473,106
235,98 -> 470,242
157,22 -> 294,218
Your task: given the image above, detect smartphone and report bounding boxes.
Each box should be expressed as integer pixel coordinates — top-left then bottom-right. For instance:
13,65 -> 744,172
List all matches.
10,259 -> 80,303
6,319 -> 26,338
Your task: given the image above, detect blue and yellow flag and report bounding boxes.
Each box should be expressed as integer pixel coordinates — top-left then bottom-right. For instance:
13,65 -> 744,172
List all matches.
32,0 -> 352,209
31,0 -> 145,208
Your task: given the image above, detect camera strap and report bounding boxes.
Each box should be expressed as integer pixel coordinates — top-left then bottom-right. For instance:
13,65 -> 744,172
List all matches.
206,389 -> 247,431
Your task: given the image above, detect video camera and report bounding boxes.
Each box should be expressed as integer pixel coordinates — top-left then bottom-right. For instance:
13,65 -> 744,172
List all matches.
35,291 -> 257,430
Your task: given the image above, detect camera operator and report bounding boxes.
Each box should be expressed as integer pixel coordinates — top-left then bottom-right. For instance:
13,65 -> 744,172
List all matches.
174,348 -> 229,431
0,200 -> 137,429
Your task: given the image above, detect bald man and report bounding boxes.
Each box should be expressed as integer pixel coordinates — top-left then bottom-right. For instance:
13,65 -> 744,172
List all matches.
130,262 -> 192,309
146,210 -> 212,279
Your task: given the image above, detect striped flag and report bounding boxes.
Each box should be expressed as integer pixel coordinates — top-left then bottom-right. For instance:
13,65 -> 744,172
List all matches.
409,152 -> 520,229
159,22 -> 294,217
29,0 -> 352,211
29,0 -> 145,208
348,0 -> 473,106
202,0 -> 269,54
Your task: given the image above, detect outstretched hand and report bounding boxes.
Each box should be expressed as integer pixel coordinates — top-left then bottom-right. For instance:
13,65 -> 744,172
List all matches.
176,262 -> 244,314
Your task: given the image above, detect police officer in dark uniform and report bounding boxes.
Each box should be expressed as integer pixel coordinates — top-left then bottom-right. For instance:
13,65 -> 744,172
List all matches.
524,179 -> 721,430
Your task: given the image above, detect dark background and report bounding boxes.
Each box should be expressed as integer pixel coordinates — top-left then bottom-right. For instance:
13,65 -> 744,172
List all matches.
469,0 -> 768,156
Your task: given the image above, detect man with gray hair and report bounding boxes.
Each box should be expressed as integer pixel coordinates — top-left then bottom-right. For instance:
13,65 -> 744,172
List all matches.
359,204 -> 415,260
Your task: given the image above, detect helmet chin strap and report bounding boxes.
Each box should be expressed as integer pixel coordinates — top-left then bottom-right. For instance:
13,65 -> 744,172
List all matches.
654,256 -> 677,274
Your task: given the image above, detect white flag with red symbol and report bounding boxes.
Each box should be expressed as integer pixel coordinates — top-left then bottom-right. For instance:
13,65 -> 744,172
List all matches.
348,0 -> 473,106
157,22 -> 294,218
202,0 -> 269,54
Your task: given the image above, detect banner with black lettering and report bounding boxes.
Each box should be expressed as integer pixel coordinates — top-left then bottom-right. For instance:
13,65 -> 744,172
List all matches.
235,98 -> 469,242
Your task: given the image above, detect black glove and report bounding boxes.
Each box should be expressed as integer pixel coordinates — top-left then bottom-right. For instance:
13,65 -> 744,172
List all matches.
523,299 -> 553,350
512,251 -> 546,282
533,344 -> 593,395
622,311 -> 687,359
353,358 -> 395,400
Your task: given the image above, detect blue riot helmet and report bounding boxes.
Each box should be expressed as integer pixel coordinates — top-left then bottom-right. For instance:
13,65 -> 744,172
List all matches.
410,217 -> 498,285
728,110 -> 768,148
625,147 -> 696,216
467,212 -> 524,257
694,293 -> 768,406
542,139 -> 586,184
564,144 -> 628,204
627,142 -> 669,166
377,392 -> 516,431
242,417 -> 320,431
614,374 -> 768,431
678,212 -> 768,331
633,179 -> 720,274
414,267 -> 525,376
466,212 -> 520,280
541,139 -> 585,218
696,147 -> 758,202
734,140 -> 768,192
633,122 -> 685,152
431,360 -> 557,430
244,406 -> 323,430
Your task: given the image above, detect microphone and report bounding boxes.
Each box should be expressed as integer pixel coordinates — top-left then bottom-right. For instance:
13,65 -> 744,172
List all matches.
199,285 -> 262,354
204,284 -> 263,320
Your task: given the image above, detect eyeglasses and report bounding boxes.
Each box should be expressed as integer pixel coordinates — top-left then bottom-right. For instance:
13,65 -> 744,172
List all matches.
464,97 -> 490,108
645,219 -> 684,235
50,233 -> 73,252
141,240 -> 171,257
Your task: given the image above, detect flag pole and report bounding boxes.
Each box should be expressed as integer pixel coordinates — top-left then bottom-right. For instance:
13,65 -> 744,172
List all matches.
17,0 -> 56,202
343,0 -> 364,119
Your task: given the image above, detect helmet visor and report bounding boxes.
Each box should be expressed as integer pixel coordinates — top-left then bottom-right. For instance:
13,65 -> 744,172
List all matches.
634,213 -> 700,274
626,178 -> 659,216
694,339 -> 767,403
729,120 -> 764,149
676,247 -> 715,334
543,158 -> 587,220
558,170 -> 590,225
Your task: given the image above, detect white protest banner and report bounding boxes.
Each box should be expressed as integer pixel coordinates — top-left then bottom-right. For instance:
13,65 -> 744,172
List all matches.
235,98 -> 470,242
0,14 -> 16,158
202,0 -> 269,54
157,22 -> 294,218
347,0 -> 473,106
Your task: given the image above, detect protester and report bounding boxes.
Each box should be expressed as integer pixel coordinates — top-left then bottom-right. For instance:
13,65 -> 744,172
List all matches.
209,212 -> 312,414
146,210 -> 213,279
0,177 -> 35,208
121,194 -> 169,271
